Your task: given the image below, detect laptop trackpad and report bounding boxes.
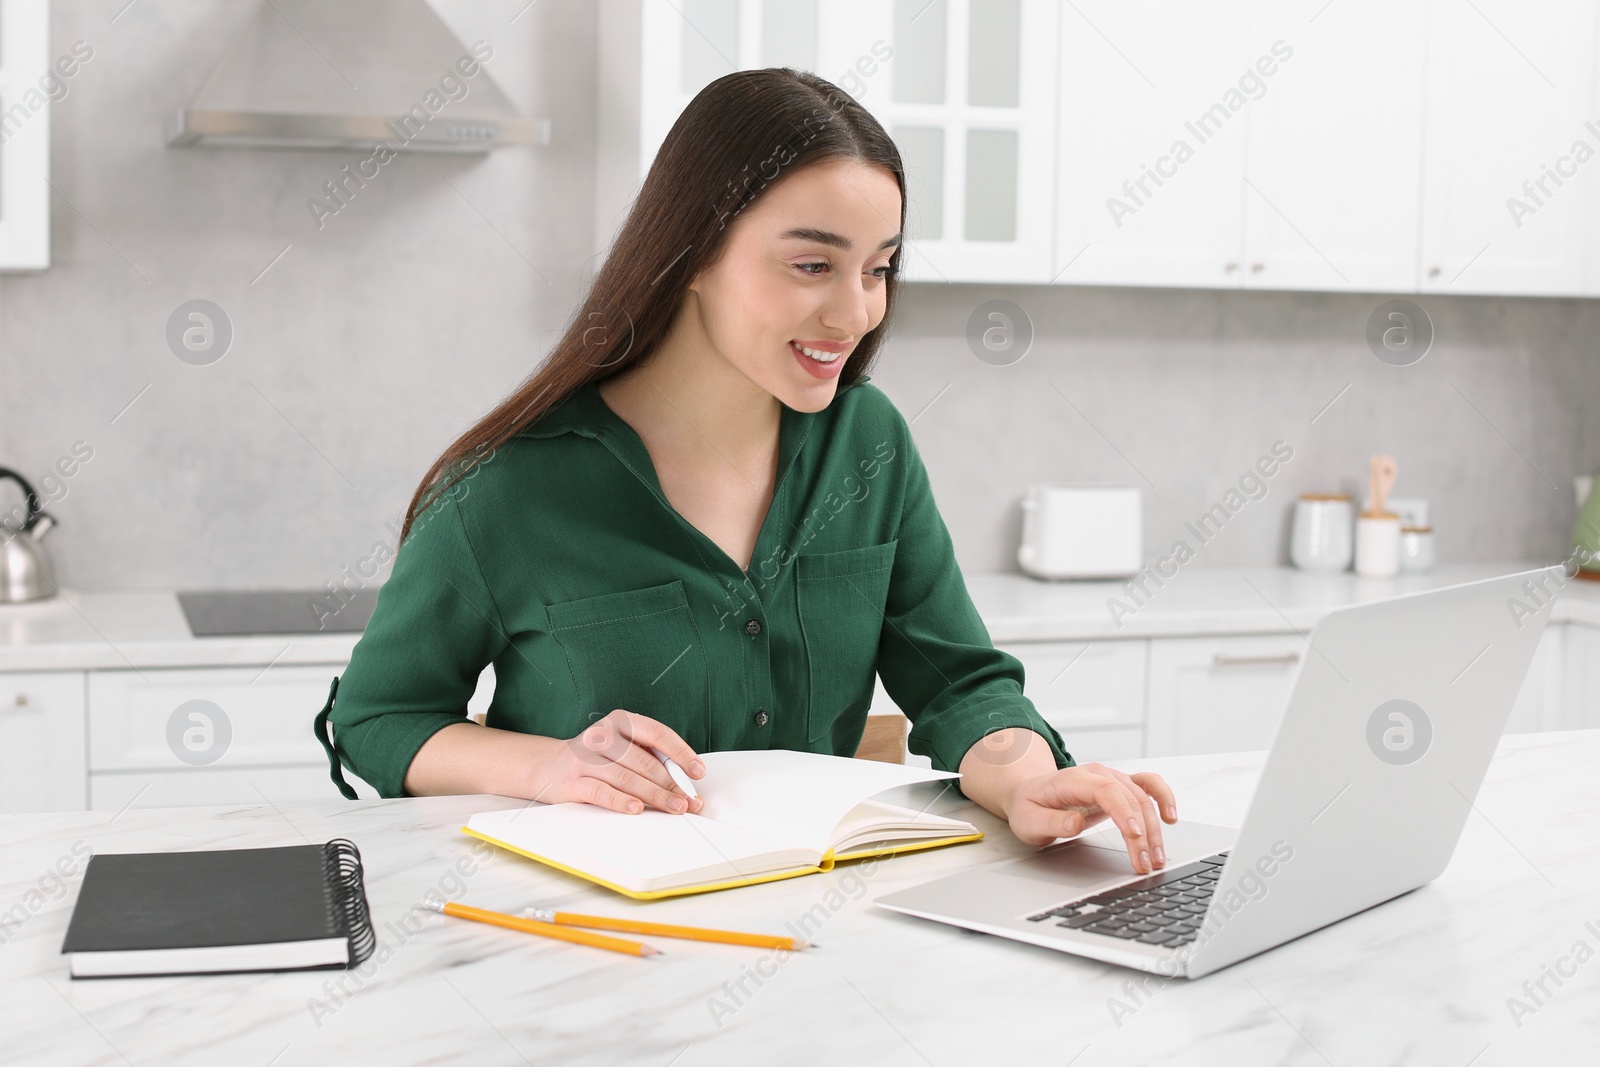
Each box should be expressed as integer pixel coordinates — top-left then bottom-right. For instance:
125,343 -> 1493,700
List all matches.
996,837 -> 1138,890
997,820 -> 1240,891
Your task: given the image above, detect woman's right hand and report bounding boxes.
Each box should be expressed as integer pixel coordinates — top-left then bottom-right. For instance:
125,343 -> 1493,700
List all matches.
527,708 -> 706,815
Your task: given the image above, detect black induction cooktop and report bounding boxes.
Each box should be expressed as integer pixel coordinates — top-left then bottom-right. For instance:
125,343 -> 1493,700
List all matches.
178,589 -> 378,637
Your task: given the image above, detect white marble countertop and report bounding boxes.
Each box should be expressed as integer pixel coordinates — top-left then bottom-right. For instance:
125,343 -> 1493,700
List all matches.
0,729 -> 1592,1066
0,590 -> 360,672
968,560 -> 1600,641
2,562 -> 1596,672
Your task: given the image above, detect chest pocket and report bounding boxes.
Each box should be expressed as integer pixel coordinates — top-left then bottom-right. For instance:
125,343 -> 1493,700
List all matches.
795,539 -> 898,747
546,580 -> 711,748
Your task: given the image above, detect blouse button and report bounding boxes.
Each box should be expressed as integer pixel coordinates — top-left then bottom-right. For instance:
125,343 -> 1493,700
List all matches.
753,709 -> 769,727
744,619 -> 762,636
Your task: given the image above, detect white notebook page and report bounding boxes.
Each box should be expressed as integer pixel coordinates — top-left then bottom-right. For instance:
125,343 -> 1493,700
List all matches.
468,803 -> 813,889
687,749 -> 960,852
467,750 -> 963,890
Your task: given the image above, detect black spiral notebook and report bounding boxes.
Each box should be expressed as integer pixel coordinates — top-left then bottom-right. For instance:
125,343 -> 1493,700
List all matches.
61,840 -> 376,979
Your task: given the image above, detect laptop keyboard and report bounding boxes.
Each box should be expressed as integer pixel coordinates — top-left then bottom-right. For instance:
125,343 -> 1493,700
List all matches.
1024,850 -> 1229,947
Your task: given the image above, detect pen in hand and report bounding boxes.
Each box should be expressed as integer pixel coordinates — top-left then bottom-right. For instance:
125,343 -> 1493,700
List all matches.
649,746 -> 701,810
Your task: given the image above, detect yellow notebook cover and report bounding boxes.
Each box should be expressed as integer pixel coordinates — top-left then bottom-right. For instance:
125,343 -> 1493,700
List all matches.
460,824 -> 985,900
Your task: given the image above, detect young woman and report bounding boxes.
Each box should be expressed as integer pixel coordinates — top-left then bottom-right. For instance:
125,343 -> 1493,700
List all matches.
314,69 -> 1177,875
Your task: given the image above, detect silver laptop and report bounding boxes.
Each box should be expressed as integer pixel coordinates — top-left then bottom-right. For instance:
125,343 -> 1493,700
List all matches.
876,566 -> 1564,979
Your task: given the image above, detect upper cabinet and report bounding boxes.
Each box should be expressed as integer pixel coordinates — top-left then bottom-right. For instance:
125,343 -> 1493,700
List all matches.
596,0 -> 1056,281
1240,0 -> 1427,292
0,0 -> 50,271
1056,2 -> 1252,289
601,0 -> 1600,296
1058,0 -> 1427,293
1419,0 -> 1598,296
860,0 -> 1058,284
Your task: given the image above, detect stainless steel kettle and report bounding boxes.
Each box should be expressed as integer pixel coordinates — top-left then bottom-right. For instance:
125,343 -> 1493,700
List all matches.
0,467 -> 57,603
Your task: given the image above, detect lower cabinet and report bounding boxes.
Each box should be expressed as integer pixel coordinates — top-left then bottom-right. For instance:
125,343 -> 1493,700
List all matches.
6,611 -> 1592,814
873,620 -> 1587,769
87,664 -> 375,808
1001,639 -> 1147,762
873,639 -> 1149,768
1144,624 -> 1572,757
1505,623 -> 1566,733
1034,725 -> 1144,763
1145,635 -> 1305,758
0,671 -> 87,814
1563,624 -> 1600,729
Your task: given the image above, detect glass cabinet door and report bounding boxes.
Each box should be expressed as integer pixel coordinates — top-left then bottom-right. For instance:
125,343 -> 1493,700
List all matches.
867,0 -> 1058,283
624,0 -> 1055,284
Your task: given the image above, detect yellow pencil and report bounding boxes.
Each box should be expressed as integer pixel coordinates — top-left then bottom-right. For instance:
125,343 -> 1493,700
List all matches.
521,906 -> 813,951
425,900 -> 662,957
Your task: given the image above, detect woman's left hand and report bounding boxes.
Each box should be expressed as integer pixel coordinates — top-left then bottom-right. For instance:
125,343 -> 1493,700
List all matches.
1003,762 -> 1178,874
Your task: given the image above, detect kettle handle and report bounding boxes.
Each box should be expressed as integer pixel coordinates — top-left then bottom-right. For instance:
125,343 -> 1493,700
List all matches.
0,467 -> 47,532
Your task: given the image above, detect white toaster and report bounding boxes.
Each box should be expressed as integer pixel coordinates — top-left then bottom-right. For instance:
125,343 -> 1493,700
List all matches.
1017,484 -> 1143,580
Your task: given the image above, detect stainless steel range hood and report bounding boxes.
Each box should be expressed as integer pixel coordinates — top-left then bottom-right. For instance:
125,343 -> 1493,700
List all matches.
166,0 -> 546,153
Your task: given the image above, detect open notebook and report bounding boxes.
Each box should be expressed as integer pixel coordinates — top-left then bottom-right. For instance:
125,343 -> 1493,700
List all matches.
462,749 -> 982,899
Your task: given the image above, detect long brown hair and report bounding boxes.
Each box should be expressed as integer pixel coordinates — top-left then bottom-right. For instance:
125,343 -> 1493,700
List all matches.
398,67 -> 908,545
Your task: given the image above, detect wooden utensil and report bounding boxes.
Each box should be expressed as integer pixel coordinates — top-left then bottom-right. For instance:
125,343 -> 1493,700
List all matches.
1367,454 -> 1398,517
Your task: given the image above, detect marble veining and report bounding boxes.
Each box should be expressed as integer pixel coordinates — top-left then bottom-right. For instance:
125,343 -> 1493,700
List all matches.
0,731 -> 1594,1065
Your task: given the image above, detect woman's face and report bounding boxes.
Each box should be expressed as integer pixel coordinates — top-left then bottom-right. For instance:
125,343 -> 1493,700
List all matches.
687,158 -> 902,412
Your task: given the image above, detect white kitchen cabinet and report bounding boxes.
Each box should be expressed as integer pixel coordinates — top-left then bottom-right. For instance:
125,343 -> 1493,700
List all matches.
1505,622 -> 1566,733
858,710 -> 1141,768
1056,1 -> 1251,288
1145,635 -> 1304,757
81,661 -> 499,808
600,0 -> 1600,297
868,0 -> 1059,283
0,671 -> 85,813
0,0 -> 51,270
87,664 -> 376,805
1005,638 -> 1148,760
1419,0 -> 1598,296
871,638 -> 1147,767
597,0 -> 896,257
595,0 -> 1056,282
0,654 -> 496,814
1000,638 -> 1145,729
1055,0 -> 1600,297
1029,724 -> 1143,762
1239,0 -> 1427,292
1562,623 -> 1600,729
1059,0 -> 1427,293
89,665 -> 347,771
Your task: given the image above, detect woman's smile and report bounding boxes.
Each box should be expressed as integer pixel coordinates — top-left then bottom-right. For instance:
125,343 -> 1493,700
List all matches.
790,338 -> 848,379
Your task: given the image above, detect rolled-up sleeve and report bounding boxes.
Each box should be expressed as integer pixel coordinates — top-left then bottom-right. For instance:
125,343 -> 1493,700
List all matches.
316,479 -> 509,798
875,421 -> 1074,785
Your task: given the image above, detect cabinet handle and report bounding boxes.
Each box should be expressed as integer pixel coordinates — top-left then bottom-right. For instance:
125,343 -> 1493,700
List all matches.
1250,262 -> 1264,273
1212,651 -> 1300,667
1428,265 -> 1441,277
11,692 -> 28,707
1224,261 -> 1239,272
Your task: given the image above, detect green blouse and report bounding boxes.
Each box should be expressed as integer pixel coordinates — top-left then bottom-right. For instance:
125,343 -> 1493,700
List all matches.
313,373 -> 1073,800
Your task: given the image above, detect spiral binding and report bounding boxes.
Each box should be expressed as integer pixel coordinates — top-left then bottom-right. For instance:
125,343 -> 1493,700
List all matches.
321,838 -> 376,968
